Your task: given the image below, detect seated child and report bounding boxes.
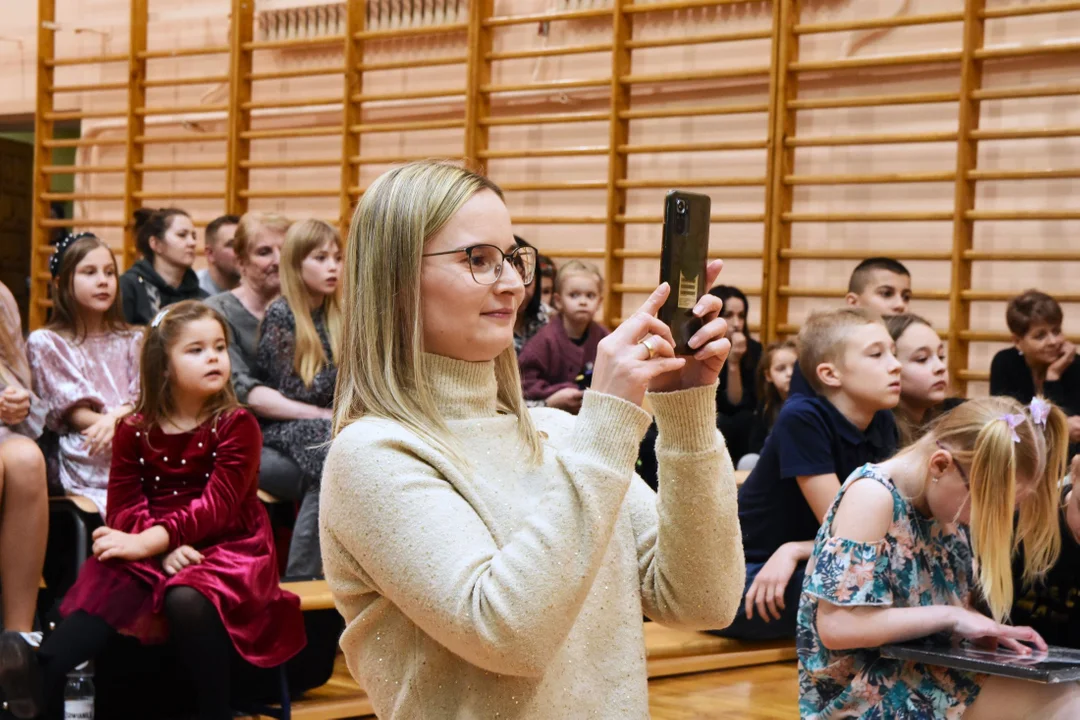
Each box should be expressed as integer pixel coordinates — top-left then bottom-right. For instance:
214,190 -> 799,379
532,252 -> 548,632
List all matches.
886,313 -> 964,445
991,290 -> 1079,459
711,285 -> 764,462
717,308 -> 901,640
518,260 -> 609,414
742,340 -> 798,466
28,301 -> 305,720
798,396 -> 1080,719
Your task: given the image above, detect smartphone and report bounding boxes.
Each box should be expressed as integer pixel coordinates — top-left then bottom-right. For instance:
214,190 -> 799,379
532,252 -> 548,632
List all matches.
658,190 -> 711,355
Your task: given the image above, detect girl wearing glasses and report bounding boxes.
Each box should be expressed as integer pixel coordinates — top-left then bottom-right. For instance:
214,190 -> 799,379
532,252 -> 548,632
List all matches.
798,396 -> 1080,719
320,160 -> 744,719
254,219 -> 342,578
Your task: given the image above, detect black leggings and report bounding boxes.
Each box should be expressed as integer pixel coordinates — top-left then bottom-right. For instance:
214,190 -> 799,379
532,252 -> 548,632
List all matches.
39,587 -> 234,720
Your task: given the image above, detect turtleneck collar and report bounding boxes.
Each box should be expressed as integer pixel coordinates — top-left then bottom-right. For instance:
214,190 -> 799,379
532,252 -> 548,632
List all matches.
421,352 -> 499,420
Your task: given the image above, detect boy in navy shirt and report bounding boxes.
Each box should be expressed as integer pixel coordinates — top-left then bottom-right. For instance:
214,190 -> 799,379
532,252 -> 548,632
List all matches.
715,308 -> 901,640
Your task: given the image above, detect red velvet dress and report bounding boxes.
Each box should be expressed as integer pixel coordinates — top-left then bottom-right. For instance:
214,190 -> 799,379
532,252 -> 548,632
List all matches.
60,408 -> 306,668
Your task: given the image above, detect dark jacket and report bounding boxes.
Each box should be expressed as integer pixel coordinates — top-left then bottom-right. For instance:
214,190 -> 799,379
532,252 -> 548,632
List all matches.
518,319 -> 608,401
119,258 -> 207,326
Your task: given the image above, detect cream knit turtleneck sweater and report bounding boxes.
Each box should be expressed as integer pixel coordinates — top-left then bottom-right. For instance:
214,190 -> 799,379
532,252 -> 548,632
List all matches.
320,353 -> 744,719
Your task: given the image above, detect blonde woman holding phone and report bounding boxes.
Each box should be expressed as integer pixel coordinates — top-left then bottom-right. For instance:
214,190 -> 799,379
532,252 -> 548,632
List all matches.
321,161 -> 745,718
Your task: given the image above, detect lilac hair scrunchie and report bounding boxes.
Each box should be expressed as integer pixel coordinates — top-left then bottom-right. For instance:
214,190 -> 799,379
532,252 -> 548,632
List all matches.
1000,413 -> 1025,444
1028,397 -> 1051,428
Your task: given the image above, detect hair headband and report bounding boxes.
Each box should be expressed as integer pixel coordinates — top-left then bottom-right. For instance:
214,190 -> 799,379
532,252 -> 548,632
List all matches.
49,232 -> 96,278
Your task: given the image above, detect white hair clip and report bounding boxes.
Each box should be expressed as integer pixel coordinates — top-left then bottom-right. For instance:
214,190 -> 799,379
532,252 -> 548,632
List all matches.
1028,397 -> 1051,428
150,308 -> 170,328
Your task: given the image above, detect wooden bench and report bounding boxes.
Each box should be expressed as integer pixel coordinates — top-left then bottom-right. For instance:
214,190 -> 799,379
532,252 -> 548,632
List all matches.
734,469 -> 750,486
645,623 -> 796,678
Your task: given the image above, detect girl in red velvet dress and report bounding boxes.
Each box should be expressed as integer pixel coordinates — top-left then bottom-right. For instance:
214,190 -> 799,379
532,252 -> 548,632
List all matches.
34,300 -> 305,720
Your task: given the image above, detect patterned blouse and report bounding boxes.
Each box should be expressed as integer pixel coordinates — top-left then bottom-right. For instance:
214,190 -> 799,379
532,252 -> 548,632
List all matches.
797,464 -> 984,720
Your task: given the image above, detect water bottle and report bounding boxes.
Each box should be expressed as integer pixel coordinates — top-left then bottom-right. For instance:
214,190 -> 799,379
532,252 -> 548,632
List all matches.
63,662 -> 94,720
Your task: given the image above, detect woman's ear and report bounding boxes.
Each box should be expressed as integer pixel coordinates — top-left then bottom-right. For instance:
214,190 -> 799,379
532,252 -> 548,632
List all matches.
928,448 -> 952,481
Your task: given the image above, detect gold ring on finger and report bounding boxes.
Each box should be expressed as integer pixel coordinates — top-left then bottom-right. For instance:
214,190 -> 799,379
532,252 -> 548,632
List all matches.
638,335 -> 659,360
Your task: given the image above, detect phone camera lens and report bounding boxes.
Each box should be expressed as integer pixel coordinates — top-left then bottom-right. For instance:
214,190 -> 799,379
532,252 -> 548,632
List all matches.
675,199 -> 687,214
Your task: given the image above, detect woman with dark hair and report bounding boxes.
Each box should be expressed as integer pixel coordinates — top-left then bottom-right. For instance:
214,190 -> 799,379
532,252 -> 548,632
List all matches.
709,285 -> 764,461
119,207 -> 206,325
512,237 -> 550,355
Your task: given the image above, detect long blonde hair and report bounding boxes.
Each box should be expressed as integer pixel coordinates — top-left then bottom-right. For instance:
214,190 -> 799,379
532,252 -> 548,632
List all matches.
334,160 -> 544,469
927,396 -> 1067,622
280,219 -> 343,387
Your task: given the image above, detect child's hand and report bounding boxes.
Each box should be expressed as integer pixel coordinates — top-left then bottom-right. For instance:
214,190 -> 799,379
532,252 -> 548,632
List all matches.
1047,341 -> 1076,382
948,606 -> 1047,655
162,545 -> 205,576
744,542 -> 800,623
82,413 -> 118,456
544,388 -> 584,413
1066,476 -> 1080,545
728,332 -> 747,363
0,386 -> 31,427
92,527 -> 154,562
1067,416 -> 1080,444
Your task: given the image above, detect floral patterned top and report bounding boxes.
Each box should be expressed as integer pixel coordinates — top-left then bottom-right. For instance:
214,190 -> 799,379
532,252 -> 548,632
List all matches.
797,464 -> 984,719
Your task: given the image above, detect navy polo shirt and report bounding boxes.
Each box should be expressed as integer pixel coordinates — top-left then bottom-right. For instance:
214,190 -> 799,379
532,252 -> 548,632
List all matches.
737,387 -> 899,565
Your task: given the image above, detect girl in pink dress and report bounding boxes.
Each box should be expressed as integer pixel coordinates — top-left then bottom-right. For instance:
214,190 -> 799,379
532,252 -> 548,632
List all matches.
33,300 -> 305,720
27,234 -> 143,514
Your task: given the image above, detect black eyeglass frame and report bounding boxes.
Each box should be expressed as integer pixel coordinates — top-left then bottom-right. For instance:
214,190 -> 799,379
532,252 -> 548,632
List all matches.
422,244 -> 537,286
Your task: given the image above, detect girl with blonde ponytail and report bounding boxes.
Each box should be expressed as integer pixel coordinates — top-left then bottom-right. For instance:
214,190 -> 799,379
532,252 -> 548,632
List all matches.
798,396 -> 1080,720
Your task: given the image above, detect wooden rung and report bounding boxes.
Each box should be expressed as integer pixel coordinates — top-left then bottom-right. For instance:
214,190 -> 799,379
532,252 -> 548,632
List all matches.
783,210 -> 953,222
240,127 -> 343,141
540,248 -> 607,259
135,162 -> 228,172
622,66 -> 770,85
794,11 -> 964,34
624,0 -> 758,13
136,104 -> 229,116
488,43 -> 612,62
780,286 -> 951,300
963,290 -> 1080,302
239,158 -> 340,169
788,91 -> 959,110
791,50 -> 961,73
781,248 -> 954,261
349,153 -> 434,166
48,81 -> 127,93
787,131 -> 958,147
40,192 -> 125,202
239,188 -> 341,199
627,28 -> 772,51
620,102 -> 769,120
510,216 -> 607,224
138,45 -> 230,59
39,218 -> 126,228
41,164 -> 126,174
616,213 -> 764,224
350,118 -> 464,133
961,330 -> 1080,344
615,248 -> 761,260
135,132 -> 229,144
966,209 -> 1080,221
976,41 -> 1080,61
956,369 -> 991,382
484,8 -> 610,27
352,88 -> 466,103
499,180 -> 607,192
478,146 -> 608,159
785,171 -> 955,185
358,55 -> 467,72
134,191 -> 226,200
248,65 -> 345,82
480,111 -> 610,127
242,96 -> 341,111
968,168 -> 1080,181
44,109 -> 126,121
964,249 -> 1080,261
481,78 -> 610,94
982,1 -> 1080,19
354,22 -> 468,40
242,35 -> 345,52
972,83 -> 1080,101
46,53 -> 127,67
970,126 -> 1080,141
618,176 -> 765,189
142,74 -> 229,88
616,283 -> 763,295
619,139 -> 767,154
42,137 -> 127,148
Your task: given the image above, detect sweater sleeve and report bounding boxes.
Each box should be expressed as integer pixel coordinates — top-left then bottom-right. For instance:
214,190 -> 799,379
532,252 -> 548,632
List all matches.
105,420 -> 156,533
624,382 -> 744,631
322,391 -> 652,677
518,331 -> 575,400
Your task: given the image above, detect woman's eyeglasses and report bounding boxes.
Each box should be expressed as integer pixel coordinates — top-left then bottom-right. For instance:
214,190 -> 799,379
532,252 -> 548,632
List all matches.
423,244 -> 537,286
